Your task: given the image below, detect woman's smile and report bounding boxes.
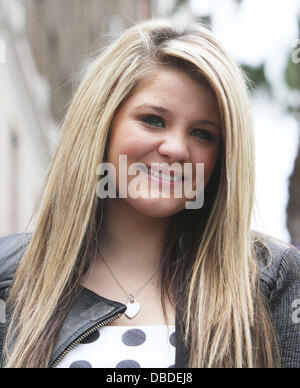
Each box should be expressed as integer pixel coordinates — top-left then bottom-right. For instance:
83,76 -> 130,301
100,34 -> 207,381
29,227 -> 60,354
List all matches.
144,164 -> 185,186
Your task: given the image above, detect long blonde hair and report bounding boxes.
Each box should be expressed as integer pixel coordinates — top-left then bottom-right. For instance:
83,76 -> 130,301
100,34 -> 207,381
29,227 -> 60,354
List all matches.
4,18 -> 279,368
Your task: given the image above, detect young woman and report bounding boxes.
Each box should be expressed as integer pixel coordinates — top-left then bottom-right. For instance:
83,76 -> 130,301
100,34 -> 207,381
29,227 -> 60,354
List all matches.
0,18 -> 299,368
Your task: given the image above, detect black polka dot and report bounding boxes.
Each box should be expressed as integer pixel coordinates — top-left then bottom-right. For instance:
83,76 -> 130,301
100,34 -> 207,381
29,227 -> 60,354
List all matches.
169,332 -> 176,347
69,360 -> 92,368
80,330 -> 100,344
116,360 -> 141,368
122,329 -> 146,346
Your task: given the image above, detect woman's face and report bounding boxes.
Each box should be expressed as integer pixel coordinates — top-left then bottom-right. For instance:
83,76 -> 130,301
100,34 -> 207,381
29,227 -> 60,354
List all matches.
106,67 -> 221,218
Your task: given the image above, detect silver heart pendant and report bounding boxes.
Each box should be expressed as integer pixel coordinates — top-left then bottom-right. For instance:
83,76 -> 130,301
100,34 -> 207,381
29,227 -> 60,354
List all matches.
125,299 -> 140,319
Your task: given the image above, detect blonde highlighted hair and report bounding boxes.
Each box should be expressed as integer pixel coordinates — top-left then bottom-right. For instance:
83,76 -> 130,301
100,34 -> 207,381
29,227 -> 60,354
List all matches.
4,18 -> 279,368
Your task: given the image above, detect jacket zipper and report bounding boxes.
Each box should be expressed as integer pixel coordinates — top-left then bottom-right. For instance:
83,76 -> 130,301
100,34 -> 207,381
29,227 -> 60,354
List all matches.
50,312 -> 123,368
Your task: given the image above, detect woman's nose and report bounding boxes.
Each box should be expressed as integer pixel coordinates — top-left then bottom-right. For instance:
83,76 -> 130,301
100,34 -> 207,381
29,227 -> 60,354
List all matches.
157,130 -> 190,163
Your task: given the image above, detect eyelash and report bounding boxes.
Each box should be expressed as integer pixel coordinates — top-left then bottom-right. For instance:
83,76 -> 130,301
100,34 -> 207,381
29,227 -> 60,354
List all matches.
140,115 -> 214,141
141,115 -> 165,128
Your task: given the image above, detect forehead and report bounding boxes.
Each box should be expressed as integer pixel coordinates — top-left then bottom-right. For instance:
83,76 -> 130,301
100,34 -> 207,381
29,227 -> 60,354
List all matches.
135,67 -> 213,98
125,67 -> 220,123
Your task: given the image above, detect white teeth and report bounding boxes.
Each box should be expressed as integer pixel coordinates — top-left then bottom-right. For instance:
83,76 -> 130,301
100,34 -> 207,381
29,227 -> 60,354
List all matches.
147,168 -> 182,182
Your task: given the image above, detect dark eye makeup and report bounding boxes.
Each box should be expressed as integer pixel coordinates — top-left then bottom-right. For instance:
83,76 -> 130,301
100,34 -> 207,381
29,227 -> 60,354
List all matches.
139,114 -> 214,142
192,129 -> 214,141
140,114 -> 165,128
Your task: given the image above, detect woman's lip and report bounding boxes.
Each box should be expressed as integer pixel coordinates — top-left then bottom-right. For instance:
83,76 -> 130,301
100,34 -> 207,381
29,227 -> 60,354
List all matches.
144,167 -> 184,185
145,165 -> 185,180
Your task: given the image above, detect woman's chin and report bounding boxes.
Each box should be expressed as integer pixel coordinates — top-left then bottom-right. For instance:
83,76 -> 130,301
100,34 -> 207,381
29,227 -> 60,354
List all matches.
126,196 -> 185,218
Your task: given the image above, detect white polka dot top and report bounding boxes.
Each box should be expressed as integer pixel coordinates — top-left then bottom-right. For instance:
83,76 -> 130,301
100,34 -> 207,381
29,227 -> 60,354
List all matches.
55,325 -> 176,368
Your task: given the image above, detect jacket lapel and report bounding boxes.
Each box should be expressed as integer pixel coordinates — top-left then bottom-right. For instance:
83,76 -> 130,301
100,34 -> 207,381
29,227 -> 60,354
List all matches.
49,287 -> 127,367
50,286 -> 189,368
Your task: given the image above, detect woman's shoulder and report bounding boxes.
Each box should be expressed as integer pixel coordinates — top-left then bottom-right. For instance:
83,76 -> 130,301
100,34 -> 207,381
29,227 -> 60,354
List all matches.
252,232 -> 300,368
252,231 -> 300,299
0,233 -> 32,287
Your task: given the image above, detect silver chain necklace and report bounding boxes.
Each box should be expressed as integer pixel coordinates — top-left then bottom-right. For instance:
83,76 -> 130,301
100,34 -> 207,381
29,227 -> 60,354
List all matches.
95,240 -> 160,319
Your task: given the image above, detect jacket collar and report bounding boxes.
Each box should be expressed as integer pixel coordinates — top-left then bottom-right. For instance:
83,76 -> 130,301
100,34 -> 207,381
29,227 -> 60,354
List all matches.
49,286 -> 189,368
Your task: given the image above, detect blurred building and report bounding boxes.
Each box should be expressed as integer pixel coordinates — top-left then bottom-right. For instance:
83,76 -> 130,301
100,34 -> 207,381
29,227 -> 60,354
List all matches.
24,0 -> 152,124
0,0 -> 55,236
0,0 -> 152,236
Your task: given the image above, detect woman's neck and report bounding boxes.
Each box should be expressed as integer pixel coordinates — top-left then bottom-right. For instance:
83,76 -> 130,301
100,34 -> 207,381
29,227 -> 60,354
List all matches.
97,198 -> 171,273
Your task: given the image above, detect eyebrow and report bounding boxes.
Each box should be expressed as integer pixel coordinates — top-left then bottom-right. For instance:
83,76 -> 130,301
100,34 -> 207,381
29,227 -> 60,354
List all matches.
133,104 -> 220,131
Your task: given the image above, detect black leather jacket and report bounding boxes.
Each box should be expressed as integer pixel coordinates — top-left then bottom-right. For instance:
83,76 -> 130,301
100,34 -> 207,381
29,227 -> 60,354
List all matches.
0,233 -> 300,368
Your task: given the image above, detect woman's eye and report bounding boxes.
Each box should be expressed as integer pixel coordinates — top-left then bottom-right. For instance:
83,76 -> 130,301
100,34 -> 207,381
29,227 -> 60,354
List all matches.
192,129 -> 213,141
140,115 -> 165,128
